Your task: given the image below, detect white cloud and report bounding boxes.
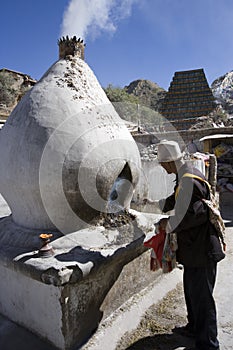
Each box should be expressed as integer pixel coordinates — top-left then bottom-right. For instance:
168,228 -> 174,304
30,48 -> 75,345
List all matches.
60,0 -> 139,40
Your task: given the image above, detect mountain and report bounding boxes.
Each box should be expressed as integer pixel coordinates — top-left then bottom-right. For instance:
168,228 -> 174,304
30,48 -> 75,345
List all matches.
189,71 -> 233,130
1,68 -> 233,130
102,80 -> 166,130
189,104 -> 232,130
124,79 -> 166,111
211,71 -> 233,116
0,68 -> 36,120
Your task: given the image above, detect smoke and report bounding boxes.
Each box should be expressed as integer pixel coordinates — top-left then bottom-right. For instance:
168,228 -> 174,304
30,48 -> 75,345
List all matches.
61,0 -> 138,40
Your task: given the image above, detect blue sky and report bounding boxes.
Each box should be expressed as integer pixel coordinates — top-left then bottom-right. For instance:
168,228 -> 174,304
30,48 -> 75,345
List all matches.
1,0 -> 233,90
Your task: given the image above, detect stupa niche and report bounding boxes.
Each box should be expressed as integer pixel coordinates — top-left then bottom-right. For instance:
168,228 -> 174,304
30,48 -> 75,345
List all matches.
0,36 -> 141,233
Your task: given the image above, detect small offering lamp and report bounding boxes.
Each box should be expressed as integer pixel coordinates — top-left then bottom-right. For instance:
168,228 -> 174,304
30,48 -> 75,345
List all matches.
38,233 -> 54,258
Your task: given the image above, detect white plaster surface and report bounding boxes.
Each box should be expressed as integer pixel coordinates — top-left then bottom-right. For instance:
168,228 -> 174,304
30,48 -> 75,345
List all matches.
0,193 -> 11,216
0,263 -> 64,349
0,193 -> 162,349
133,158 -> 205,202
0,56 -> 141,233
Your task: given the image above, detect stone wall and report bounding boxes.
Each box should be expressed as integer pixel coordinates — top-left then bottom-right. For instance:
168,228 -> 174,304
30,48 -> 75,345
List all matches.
132,158 -> 206,209
133,127 -> 233,150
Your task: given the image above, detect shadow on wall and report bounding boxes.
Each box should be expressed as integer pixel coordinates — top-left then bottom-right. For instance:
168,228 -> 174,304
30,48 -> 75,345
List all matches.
54,238 -> 146,349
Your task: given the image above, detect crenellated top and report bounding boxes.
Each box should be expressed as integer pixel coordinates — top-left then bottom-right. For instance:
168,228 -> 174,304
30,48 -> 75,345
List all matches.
58,36 -> 85,60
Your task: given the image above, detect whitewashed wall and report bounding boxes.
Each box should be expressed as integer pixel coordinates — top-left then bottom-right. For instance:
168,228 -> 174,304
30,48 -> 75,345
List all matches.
133,158 -> 205,202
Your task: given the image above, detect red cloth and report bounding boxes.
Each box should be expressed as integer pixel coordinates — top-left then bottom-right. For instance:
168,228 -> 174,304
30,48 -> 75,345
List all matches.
144,229 -> 166,267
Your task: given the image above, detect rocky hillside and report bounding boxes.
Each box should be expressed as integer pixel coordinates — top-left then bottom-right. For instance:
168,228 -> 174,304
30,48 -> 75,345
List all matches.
189,71 -> 233,130
1,67 -> 233,130
0,69 -> 36,119
211,71 -> 233,115
124,77 -> 233,130
124,79 -> 166,111
189,105 -> 232,130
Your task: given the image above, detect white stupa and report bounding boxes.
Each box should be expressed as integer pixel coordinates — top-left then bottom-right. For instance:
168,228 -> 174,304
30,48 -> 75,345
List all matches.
0,37 -> 141,233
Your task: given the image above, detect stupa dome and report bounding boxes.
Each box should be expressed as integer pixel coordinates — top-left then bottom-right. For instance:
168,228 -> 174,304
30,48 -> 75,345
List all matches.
0,37 -> 141,233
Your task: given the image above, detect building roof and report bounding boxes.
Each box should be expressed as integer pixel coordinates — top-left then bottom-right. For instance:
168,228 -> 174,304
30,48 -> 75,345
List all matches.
199,134 -> 233,142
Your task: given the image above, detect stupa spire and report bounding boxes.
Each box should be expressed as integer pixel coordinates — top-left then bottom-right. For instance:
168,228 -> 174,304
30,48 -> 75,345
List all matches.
58,36 -> 85,60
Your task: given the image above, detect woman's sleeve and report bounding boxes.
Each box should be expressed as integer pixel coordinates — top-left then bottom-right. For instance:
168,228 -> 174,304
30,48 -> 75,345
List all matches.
159,192 -> 176,213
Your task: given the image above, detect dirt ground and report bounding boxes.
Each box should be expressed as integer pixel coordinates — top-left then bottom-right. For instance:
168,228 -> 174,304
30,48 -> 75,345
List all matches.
115,282 -> 195,350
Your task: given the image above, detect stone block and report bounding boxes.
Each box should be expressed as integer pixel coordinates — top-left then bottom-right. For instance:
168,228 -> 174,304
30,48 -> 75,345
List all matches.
0,213 -> 160,349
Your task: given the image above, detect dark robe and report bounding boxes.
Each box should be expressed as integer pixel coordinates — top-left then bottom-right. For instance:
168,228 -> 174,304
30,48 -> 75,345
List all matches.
159,163 -> 211,267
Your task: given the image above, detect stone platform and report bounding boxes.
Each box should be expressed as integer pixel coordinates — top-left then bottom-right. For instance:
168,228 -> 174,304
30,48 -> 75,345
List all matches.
0,211 -> 163,350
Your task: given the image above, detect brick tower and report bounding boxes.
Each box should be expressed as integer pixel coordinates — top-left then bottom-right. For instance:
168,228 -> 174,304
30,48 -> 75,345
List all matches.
160,69 -> 215,130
